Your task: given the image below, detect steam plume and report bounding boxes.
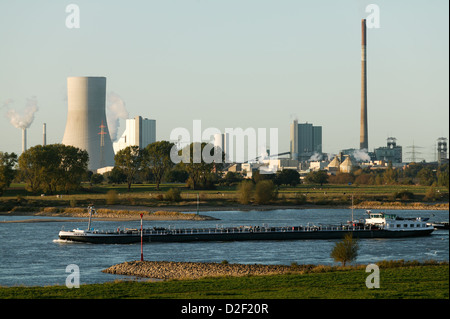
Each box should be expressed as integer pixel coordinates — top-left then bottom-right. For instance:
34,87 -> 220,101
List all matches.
309,152 -> 323,161
106,92 -> 128,141
5,97 -> 39,129
352,149 -> 370,162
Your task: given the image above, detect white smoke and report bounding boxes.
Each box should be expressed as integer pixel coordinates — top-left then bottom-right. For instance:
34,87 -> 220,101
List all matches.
353,149 -> 371,162
4,97 -> 39,129
309,152 -> 323,161
106,92 -> 128,141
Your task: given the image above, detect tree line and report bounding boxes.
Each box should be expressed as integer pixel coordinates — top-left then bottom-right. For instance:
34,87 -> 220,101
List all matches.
1,141 -> 448,196
0,141 -> 226,194
320,162 -> 449,189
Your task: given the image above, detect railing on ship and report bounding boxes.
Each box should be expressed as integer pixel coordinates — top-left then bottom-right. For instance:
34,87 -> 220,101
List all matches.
142,224 -> 379,236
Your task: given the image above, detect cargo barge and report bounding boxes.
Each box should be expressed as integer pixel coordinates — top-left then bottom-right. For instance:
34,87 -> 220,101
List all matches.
57,207 -> 435,244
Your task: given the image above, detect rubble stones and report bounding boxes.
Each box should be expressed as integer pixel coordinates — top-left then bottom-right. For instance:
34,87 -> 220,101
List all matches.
103,260 -> 304,280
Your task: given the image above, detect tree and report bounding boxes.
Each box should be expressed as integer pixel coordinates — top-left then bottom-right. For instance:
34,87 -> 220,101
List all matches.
417,167 -> 435,186
304,170 -> 329,186
57,144 -> 89,192
330,233 -> 359,266
107,166 -> 127,184
114,145 -> 144,191
254,180 -> 277,204
274,169 -> 300,186
17,144 -> 88,194
144,141 -> 175,190
90,173 -> 104,185
383,162 -> 398,185
237,180 -> 254,204
0,152 -> 17,196
437,164 -> 449,189
224,171 -> 243,185
165,167 -> 189,183
179,142 -> 224,189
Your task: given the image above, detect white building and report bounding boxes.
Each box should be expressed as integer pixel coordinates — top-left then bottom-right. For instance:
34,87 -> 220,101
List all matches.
213,133 -> 230,162
113,116 -> 156,153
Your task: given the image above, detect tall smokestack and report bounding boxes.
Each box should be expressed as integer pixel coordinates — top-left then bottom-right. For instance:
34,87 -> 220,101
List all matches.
22,128 -> 27,153
360,19 -> 368,150
43,123 -> 47,146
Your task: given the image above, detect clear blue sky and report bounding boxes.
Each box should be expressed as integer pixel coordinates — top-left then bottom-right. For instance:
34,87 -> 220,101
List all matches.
0,0 -> 448,162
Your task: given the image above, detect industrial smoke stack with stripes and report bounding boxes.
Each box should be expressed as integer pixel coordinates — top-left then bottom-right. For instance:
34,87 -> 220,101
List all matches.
360,19 -> 368,150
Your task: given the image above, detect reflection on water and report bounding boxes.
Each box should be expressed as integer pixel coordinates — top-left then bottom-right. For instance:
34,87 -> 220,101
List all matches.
0,208 -> 448,287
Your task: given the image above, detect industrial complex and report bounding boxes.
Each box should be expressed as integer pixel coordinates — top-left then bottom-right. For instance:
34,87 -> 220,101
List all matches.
8,19 -> 447,176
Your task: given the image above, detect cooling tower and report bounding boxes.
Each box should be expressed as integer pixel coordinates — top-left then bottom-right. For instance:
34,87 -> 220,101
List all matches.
62,76 -> 115,170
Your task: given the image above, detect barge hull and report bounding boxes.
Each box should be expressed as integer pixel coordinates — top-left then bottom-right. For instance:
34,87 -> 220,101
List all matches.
59,228 -> 434,244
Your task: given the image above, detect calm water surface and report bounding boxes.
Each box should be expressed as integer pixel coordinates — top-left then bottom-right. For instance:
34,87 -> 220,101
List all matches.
0,209 -> 448,287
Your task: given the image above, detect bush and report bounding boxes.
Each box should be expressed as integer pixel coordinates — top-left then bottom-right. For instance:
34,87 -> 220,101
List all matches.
106,190 -> 118,205
294,192 -> 307,205
424,187 -> 439,201
165,188 -> 182,202
237,180 -> 254,204
393,190 -> 415,201
330,233 -> 359,266
254,180 -> 277,204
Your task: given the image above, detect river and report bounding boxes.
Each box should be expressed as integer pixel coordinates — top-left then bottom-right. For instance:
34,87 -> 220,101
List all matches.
0,208 -> 448,287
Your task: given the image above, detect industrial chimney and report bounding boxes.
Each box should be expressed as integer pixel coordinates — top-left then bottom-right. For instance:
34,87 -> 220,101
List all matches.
61,76 -> 115,170
43,123 -> 46,146
22,128 -> 27,153
360,19 -> 368,150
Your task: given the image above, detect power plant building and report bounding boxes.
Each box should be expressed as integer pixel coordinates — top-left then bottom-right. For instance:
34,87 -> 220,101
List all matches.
113,116 -> 156,153
374,137 -> 402,164
213,133 -> 230,162
437,137 -> 448,164
62,76 -> 115,171
290,120 -> 322,162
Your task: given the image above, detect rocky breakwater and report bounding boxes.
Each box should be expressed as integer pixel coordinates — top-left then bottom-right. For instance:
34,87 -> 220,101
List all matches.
103,260 -> 301,280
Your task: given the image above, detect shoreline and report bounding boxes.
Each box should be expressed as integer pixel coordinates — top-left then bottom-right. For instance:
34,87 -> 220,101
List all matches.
0,202 -> 447,223
102,260 -> 314,280
102,260 -> 449,281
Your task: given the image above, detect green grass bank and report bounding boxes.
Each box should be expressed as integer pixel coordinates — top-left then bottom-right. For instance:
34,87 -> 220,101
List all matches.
1,262 -> 447,299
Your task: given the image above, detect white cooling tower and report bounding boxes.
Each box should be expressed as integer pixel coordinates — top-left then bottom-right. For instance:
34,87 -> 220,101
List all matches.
62,76 -> 115,170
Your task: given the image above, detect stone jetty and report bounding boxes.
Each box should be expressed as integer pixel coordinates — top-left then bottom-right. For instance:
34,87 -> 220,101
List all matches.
102,260 -> 306,280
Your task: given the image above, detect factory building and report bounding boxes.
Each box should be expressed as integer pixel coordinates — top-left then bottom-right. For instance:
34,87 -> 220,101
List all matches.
213,133 -> 230,162
113,116 -> 156,153
437,137 -> 448,164
374,137 -> 402,164
62,76 -> 115,171
290,120 -> 322,162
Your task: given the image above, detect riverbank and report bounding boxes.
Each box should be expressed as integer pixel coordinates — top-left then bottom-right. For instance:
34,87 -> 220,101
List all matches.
1,200 -> 448,219
0,201 -> 449,218
0,207 -> 218,221
103,260 -> 302,280
1,261 -> 448,299
102,259 -> 449,281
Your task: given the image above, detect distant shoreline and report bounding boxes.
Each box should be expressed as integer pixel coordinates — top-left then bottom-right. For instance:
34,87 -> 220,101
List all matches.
0,202 -> 447,223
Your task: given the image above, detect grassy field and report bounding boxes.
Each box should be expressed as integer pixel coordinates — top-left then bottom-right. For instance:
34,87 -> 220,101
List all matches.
1,182 -> 448,213
1,263 -> 448,299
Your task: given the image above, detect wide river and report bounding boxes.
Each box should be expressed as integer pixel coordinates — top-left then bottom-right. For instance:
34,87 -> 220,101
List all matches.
0,208 -> 448,287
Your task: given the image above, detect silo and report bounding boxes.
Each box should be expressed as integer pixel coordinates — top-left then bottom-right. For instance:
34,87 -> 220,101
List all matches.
62,76 -> 115,170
